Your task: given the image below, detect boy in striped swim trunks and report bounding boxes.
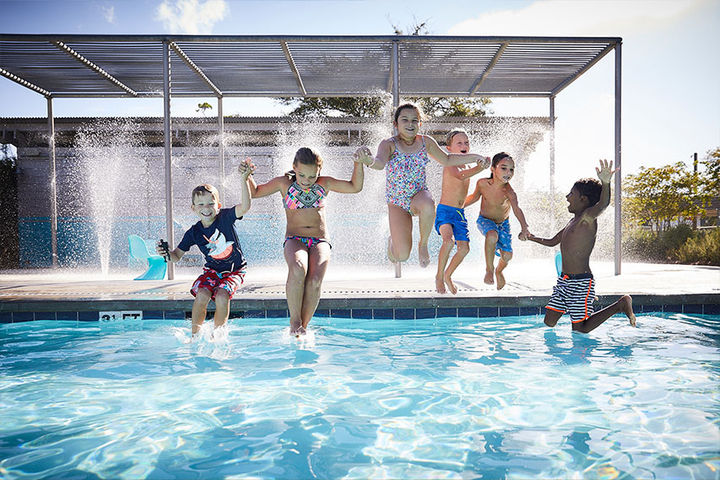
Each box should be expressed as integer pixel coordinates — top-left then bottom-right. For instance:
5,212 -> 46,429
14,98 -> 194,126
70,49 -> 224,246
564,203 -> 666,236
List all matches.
527,160 -> 636,333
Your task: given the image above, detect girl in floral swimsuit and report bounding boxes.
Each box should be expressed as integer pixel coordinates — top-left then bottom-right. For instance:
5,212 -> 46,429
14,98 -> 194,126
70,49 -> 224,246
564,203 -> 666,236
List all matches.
247,147 -> 368,336
356,103 -> 491,275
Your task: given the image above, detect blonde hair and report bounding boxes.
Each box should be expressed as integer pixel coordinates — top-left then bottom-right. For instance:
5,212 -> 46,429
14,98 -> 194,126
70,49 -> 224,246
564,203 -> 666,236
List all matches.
445,128 -> 469,146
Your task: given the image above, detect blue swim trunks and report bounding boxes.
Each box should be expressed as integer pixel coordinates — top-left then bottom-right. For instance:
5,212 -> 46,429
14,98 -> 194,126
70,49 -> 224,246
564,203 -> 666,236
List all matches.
476,214 -> 512,256
434,204 -> 470,242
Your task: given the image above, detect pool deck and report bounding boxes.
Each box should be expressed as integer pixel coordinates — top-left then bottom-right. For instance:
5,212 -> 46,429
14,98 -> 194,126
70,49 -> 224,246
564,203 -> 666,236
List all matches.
1,261 -> 719,321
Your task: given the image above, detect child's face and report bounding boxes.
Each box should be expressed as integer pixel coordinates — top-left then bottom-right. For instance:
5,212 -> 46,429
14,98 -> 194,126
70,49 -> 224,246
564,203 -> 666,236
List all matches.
394,108 -> 421,140
191,192 -> 220,223
294,162 -> 320,189
447,133 -> 469,154
566,186 -> 586,213
492,157 -> 515,184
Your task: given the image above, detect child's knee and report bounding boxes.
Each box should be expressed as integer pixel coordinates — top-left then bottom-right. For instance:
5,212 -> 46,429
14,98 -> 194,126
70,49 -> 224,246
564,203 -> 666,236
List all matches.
501,251 -> 513,262
456,242 -> 470,255
194,289 -> 212,305
485,230 -> 498,242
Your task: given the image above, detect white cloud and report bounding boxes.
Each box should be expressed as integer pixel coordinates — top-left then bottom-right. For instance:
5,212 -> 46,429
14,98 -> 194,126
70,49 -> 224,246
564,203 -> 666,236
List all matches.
102,5 -> 115,24
448,0 -> 708,37
156,0 -> 229,34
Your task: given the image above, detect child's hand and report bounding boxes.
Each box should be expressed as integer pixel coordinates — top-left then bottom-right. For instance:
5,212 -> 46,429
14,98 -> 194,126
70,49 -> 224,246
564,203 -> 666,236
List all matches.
524,232 -> 536,242
238,158 -> 255,179
518,230 -> 529,241
478,156 -> 491,169
156,239 -> 170,258
354,146 -> 373,166
596,159 -> 617,184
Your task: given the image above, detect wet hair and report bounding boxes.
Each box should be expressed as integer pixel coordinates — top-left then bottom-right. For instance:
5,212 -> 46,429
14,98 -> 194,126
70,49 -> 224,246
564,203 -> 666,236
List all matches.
445,128 -> 469,147
393,102 -> 424,124
573,178 -> 603,207
191,184 -> 220,204
488,152 -> 512,179
285,147 -> 323,182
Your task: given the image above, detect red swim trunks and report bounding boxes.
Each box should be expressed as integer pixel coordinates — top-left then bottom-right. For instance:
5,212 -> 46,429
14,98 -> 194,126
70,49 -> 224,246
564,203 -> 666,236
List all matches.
190,267 -> 245,300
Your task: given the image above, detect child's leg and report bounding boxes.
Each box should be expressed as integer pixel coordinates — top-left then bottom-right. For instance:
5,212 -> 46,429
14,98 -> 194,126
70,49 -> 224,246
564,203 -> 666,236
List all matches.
284,239 -> 309,334
191,288 -> 212,334
483,230 -> 499,284
299,242 -> 331,330
444,240 -> 470,295
543,308 -> 563,327
410,190 -> 435,268
388,204 -> 413,262
572,295 -> 636,333
435,224 -> 455,293
213,289 -> 230,329
494,250 -> 513,290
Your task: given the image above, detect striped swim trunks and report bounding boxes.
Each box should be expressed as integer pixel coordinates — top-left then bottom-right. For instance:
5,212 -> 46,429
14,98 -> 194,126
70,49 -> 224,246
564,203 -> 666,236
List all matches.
545,273 -> 595,323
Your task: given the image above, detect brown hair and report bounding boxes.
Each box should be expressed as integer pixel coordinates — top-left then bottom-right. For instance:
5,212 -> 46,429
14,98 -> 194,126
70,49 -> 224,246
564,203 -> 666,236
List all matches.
191,184 -> 220,204
489,152 -> 512,179
285,147 -> 323,182
393,102 -> 424,124
445,128 -> 469,147
573,178 -> 603,207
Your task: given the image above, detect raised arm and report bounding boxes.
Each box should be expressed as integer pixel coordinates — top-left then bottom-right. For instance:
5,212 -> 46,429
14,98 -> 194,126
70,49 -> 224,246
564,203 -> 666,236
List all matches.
425,135 -> 490,168
448,160 -> 487,180
322,156 -> 365,194
235,159 -> 254,217
584,159 -> 616,220
247,173 -> 285,199
361,139 -> 393,170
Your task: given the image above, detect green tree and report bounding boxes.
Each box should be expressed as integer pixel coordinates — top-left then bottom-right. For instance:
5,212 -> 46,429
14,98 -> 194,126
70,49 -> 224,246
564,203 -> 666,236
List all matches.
700,147 -> 720,198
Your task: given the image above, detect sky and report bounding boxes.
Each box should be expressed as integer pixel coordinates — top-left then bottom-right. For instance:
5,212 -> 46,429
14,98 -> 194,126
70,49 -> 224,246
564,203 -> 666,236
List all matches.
1,0 -> 719,189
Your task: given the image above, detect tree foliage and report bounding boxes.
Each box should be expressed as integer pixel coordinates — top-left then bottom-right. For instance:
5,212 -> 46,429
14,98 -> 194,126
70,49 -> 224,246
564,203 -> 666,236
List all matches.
623,155 -> 717,233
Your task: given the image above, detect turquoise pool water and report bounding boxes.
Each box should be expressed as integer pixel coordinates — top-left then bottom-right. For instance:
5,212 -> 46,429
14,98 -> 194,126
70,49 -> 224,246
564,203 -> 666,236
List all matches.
1,314 -> 718,479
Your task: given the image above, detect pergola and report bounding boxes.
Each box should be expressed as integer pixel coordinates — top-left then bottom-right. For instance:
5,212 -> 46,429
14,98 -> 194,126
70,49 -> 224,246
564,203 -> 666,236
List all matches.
0,34 -> 622,278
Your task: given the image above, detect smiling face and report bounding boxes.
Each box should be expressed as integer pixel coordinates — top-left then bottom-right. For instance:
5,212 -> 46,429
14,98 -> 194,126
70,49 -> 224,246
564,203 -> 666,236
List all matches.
491,157 -> 515,184
394,106 -> 421,143
447,132 -> 469,154
293,161 -> 321,190
191,191 -> 220,225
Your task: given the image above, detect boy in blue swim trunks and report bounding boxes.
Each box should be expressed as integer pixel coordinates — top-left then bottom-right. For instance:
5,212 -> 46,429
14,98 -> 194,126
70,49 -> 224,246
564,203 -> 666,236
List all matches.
527,159 -> 636,333
465,152 -> 530,289
157,160 -> 254,336
434,128 -> 489,294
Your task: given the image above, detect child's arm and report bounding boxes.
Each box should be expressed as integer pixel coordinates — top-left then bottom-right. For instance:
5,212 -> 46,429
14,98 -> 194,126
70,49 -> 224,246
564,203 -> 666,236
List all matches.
248,174 -> 284,198
584,159 -> 616,220
464,179 -> 482,207
425,135 -> 491,168
527,228 -> 564,247
235,159 -> 254,217
156,242 -> 186,263
363,139 -> 393,170
506,187 -> 530,240
321,156 -> 364,194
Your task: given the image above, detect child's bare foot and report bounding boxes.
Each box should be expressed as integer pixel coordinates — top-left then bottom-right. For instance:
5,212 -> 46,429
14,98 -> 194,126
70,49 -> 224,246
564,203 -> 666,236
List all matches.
444,273 -> 458,294
495,267 -> 506,290
435,275 -> 446,294
620,294 -> 636,326
418,242 -> 430,268
290,319 -> 303,336
484,270 -> 494,285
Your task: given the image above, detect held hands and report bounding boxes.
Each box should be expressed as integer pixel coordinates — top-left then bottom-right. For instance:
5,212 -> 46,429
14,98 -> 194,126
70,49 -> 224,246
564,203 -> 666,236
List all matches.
518,229 -> 530,241
156,239 -> 170,260
354,146 -> 374,166
596,159 -> 617,184
238,158 -> 256,179
477,156 -> 491,169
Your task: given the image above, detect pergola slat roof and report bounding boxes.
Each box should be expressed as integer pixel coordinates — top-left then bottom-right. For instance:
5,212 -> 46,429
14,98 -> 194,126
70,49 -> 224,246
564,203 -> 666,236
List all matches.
1,34 -> 620,98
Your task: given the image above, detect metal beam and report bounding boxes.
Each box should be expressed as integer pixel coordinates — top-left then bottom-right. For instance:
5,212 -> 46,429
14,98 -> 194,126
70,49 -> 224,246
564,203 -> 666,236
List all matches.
218,96 -> 225,203
47,97 -> 58,268
169,41 -> 223,97
391,40 -> 399,107
549,95 -> 556,196
162,41 -> 175,280
0,67 -> 51,97
469,42 -> 507,96
280,41 -> 306,96
52,41 -> 137,96
551,42 -> 617,97
614,42 -> 622,276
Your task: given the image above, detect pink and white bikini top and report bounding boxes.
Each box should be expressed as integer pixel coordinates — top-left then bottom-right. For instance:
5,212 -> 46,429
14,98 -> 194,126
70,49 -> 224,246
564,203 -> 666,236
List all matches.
283,181 -> 327,209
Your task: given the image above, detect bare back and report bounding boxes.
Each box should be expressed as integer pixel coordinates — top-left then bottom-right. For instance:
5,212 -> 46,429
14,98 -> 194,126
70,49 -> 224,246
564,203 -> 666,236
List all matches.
560,212 -> 597,274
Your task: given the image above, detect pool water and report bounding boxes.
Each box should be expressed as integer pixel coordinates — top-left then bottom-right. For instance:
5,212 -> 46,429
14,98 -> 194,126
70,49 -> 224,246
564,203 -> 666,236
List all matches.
1,314 -> 718,479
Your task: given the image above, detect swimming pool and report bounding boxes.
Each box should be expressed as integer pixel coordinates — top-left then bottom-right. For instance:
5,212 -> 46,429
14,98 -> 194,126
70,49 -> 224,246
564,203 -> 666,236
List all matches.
1,314 -> 718,479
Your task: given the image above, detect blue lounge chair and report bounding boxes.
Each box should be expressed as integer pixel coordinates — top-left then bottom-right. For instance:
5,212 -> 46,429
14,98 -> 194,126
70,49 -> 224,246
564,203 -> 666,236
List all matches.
128,234 -> 167,280
554,251 -> 562,276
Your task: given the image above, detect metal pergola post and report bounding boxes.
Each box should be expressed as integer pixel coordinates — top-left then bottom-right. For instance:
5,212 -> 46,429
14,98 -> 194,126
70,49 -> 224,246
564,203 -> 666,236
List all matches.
218,96 -> 225,203
549,95 -> 556,196
162,41 -> 175,280
47,97 -> 58,268
614,42 -> 622,276
391,41 -> 399,108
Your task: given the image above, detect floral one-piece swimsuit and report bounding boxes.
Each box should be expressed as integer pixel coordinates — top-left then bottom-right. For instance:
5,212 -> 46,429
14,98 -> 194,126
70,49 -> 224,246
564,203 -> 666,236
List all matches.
384,136 -> 430,212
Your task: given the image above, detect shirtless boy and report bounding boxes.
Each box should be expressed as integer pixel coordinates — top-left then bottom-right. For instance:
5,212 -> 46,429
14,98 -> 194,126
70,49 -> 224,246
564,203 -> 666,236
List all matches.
527,159 -> 636,333
434,128 -> 488,294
